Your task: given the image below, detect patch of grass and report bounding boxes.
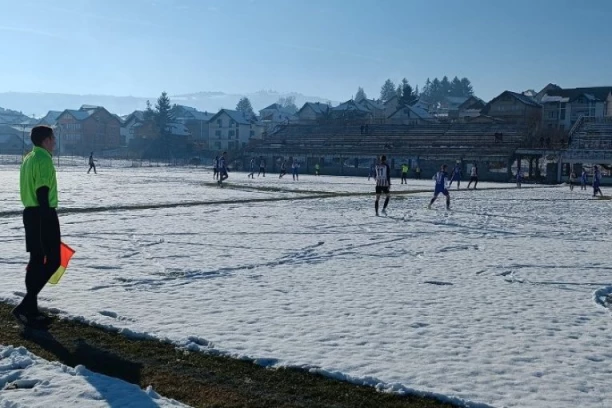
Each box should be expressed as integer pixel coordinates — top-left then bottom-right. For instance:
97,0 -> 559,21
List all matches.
0,303 -> 459,408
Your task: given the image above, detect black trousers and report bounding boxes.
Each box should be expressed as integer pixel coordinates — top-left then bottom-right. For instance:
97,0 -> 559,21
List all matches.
21,208 -> 61,313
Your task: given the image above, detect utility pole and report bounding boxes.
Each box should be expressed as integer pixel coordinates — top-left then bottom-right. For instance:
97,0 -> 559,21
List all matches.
21,123 -> 26,159
57,124 -> 62,167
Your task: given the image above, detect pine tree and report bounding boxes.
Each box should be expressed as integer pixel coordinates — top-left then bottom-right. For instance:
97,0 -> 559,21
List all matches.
460,77 -> 474,97
380,79 -> 397,102
430,78 -> 441,104
144,91 -> 176,159
414,84 -> 420,98
236,97 -> 255,117
154,92 -> 174,134
144,100 -> 154,121
398,78 -> 415,107
355,87 -> 367,102
450,76 -> 462,97
422,78 -> 432,100
440,76 -> 451,100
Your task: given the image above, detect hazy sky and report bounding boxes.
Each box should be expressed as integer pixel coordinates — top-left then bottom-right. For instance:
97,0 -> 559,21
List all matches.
1,0 -> 611,101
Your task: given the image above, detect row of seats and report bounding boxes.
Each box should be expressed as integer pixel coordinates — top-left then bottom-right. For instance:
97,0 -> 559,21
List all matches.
569,119 -> 612,150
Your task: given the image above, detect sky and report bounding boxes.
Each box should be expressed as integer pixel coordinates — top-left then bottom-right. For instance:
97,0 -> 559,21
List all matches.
1,0 -> 611,102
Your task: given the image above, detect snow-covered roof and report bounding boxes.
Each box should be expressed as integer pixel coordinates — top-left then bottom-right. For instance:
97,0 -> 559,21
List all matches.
540,95 -> 570,104
61,109 -> 94,121
38,110 -> 63,125
358,98 -> 385,111
209,109 -> 254,125
261,103 -> 282,111
388,105 -> 433,120
298,102 -> 329,116
331,100 -> 371,113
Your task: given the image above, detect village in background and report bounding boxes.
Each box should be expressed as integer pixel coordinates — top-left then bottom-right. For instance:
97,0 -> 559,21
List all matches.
1,78 -> 611,183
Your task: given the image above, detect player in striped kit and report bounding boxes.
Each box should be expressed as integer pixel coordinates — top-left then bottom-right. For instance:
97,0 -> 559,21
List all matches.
374,155 -> 391,216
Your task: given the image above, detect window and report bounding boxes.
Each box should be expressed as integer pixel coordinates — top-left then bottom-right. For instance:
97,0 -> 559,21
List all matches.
228,130 -> 235,137
250,130 -> 255,137
215,130 -> 221,138
65,134 -> 81,142
217,119 -> 222,128
230,120 -> 235,127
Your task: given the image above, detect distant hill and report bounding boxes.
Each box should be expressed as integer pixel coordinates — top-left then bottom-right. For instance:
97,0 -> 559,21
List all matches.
0,91 -> 338,118
0,106 -> 34,124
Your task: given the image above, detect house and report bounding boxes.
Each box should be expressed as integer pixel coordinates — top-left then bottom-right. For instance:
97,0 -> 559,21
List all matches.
357,98 -> 386,122
172,105 -> 214,144
430,96 -> 470,119
259,103 -> 297,124
37,111 -> 63,126
55,105 -> 122,154
481,91 -> 542,126
208,109 -> 262,151
383,95 -> 400,118
410,98 -> 431,112
330,99 -> 373,122
296,102 -> 330,122
121,110 -> 148,146
536,84 -> 612,130
456,96 -> 486,121
387,105 -> 436,125
0,124 -> 29,154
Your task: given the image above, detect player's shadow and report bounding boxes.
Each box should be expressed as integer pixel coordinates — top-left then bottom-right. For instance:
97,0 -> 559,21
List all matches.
21,328 -> 161,407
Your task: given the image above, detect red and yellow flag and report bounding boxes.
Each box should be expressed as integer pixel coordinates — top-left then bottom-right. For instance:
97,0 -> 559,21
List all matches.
48,242 -> 76,285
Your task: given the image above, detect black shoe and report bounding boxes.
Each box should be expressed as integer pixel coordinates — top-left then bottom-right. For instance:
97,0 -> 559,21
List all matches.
12,307 -> 52,329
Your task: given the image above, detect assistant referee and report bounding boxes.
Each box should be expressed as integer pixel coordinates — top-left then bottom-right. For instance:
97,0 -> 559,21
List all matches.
13,125 -> 61,327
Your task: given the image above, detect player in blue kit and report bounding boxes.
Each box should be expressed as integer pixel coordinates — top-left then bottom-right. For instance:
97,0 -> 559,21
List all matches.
593,165 -> 603,197
448,162 -> 462,189
217,152 -> 228,186
581,169 -> 588,190
428,164 -> 451,210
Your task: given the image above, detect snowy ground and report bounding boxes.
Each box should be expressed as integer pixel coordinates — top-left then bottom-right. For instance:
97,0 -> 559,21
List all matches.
0,345 -> 187,407
1,166 -> 612,408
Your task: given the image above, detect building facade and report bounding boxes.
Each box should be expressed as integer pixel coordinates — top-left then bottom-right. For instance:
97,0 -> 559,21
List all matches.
208,109 -> 262,151
56,106 -> 122,154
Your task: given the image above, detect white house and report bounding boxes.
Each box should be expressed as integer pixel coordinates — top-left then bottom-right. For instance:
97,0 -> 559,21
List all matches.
536,85 -> 612,130
208,109 -> 262,151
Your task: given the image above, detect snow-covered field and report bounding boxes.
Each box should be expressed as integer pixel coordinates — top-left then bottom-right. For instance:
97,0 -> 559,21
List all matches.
1,166 -> 611,407
0,345 -> 187,407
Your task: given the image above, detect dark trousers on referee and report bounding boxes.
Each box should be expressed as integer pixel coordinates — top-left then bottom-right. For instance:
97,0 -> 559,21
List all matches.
20,207 -> 61,314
